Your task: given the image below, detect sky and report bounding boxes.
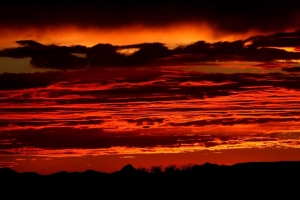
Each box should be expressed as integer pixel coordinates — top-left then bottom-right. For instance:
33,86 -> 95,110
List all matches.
1,0 -> 300,174
1,0 -> 300,48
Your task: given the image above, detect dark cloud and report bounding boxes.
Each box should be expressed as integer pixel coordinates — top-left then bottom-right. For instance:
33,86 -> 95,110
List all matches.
1,62 -> 300,153
0,118 -> 103,128
173,31 -> 300,62
0,127 -> 283,151
0,40 -> 88,69
0,127 -> 222,149
1,67 -> 300,100
1,68 -> 300,138
0,121 -> 54,127
1,30 -> 300,70
86,43 -> 171,66
246,30 -> 300,48
125,117 -> 165,126
87,44 -> 125,66
0,0 -> 300,33
0,71 -> 63,90
129,43 -> 171,64
169,117 -> 299,127
0,41 -> 174,68
282,67 -> 300,73
0,37 -> 297,71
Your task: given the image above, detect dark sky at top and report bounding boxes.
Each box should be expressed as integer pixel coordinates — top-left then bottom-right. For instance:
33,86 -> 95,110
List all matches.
0,0 -> 300,33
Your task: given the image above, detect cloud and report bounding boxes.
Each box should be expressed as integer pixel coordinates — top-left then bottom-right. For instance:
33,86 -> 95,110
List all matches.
2,29 -> 300,70
0,41 -> 175,68
1,126 -> 299,156
129,43 -> 171,64
168,117 -> 299,127
16,40 -> 43,47
0,127 -> 218,149
0,117 -> 104,129
0,161 -> 18,168
2,67 -> 300,106
0,126 -> 276,150
282,67 -> 300,73
125,117 -> 165,126
2,68 -> 300,145
0,40 -> 88,69
0,71 -> 63,90
1,49 -> 300,157
246,30 -> 300,48
172,32 -> 300,62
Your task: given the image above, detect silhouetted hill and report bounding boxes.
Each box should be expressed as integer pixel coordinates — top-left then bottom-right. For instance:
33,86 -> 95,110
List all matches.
1,161 -> 299,197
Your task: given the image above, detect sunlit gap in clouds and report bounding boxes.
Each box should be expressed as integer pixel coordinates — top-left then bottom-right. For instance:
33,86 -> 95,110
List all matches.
0,57 -> 58,74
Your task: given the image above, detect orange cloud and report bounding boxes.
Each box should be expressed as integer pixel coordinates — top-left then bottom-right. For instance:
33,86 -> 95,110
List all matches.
0,24 -> 274,49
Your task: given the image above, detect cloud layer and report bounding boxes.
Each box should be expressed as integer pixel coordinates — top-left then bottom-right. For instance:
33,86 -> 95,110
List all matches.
1,62 -> 300,156
1,30 -> 300,69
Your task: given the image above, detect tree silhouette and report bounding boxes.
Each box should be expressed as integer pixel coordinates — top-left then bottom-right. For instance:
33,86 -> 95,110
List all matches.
150,165 -> 163,174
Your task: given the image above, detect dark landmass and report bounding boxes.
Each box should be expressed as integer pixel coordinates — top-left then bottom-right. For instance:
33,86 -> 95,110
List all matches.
1,161 -> 299,197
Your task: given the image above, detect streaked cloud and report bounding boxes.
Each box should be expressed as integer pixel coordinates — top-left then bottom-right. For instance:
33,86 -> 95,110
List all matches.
1,63 -> 300,158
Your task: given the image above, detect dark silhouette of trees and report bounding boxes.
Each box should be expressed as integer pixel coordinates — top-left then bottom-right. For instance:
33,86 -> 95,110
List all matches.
1,161 -> 300,197
164,164 -> 179,173
150,165 -> 163,174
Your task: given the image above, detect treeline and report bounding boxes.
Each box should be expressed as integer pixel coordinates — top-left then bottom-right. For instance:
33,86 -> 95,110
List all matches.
1,161 -> 299,197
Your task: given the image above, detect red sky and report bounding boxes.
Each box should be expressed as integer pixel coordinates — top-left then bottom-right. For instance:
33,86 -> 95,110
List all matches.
1,0 -> 300,174
0,24 -> 276,50
1,0 -> 300,48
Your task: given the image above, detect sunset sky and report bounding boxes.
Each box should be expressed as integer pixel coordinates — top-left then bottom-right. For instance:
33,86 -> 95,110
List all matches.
1,0 -> 300,174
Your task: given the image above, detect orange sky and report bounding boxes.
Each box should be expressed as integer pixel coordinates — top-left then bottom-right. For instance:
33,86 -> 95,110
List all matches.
0,24 -> 276,49
1,63 -> 300,174
1,0 -> 300,174
4,148 -> 300,175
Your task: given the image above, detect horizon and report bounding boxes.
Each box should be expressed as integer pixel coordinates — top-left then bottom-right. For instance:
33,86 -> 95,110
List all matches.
3,159 -> 300,175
